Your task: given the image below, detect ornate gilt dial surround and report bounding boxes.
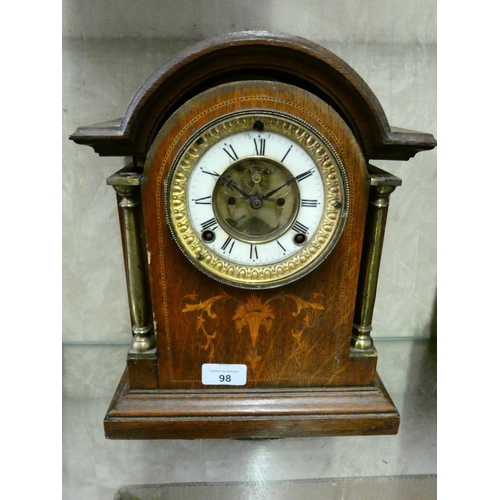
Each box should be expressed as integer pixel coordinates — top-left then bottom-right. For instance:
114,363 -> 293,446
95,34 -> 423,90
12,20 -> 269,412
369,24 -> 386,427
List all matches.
164,109 -> 349,289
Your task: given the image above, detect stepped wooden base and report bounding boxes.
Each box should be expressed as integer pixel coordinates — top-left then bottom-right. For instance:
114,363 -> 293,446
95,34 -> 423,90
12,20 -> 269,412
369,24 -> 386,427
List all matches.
104,369 -> 399,439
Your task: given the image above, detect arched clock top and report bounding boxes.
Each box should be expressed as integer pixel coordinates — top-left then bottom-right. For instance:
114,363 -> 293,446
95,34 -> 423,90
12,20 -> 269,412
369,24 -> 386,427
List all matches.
69,31 -> 436,161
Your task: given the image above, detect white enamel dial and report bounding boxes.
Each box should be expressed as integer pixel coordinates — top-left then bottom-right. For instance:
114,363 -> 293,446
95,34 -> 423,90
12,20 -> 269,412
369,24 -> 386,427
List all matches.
187,130 -> 324,266
166,112 -> 348,289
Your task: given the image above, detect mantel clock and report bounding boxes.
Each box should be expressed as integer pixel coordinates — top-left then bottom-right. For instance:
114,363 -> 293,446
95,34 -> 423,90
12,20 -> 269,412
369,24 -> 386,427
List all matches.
70,32 -> 436,439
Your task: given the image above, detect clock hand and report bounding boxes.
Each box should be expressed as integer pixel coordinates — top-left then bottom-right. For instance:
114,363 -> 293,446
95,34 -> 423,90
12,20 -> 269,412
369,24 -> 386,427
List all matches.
262,169 -> 314,200
222,176 -> 263,210
202,170 -> 251,198
222,176 -> 252,199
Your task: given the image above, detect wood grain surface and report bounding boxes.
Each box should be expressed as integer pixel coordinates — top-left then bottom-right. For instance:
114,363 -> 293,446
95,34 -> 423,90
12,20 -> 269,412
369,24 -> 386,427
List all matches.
141,81 -> 371,390
104,369 -> 399,439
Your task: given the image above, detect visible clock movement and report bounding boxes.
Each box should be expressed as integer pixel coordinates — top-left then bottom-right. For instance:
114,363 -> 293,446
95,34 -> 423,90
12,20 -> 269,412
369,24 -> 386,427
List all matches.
70,32 -> 436,439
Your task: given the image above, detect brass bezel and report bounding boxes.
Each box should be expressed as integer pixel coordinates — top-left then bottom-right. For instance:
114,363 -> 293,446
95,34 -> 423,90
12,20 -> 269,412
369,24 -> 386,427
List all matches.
165,110 -> 349,289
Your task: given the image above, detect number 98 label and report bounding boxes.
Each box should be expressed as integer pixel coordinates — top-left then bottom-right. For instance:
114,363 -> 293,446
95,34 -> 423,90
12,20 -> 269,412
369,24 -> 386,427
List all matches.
201,364 -> 247,386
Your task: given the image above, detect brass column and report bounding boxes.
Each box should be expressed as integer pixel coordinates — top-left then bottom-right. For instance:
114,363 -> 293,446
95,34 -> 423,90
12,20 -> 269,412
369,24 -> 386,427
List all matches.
107,167 -> 156,353
351,166 -> 401,350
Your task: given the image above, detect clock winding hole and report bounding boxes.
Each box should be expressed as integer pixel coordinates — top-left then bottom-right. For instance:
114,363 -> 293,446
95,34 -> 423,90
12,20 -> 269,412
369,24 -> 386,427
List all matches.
202,229 -> 216,243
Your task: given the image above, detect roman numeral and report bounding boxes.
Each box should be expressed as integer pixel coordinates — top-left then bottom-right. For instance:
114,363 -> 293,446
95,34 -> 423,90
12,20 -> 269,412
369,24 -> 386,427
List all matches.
253,137 -> 266,156
223,144 -> 239,162
201,218 -> 218,231
277,240 -> 286,253
221,236 -> 234,253
301,199 -> 319,208
250,244 -> 259,260
281,146 -> 293,162
202,170 -> 219,178
292,221 -> 309,233
193,196 -> 212,205
295,170 -> 314,182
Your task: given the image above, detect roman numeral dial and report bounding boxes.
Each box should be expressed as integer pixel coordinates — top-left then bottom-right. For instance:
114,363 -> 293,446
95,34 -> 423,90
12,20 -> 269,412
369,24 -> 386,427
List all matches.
166,110 -> 348,289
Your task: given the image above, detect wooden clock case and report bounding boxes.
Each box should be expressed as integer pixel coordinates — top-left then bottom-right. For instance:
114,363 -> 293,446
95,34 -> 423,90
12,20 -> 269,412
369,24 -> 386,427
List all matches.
70,32 -> 436,440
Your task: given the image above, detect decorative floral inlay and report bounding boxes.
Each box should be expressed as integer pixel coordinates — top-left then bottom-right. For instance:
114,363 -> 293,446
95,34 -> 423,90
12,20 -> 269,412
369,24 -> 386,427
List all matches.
182,291 -> 324,372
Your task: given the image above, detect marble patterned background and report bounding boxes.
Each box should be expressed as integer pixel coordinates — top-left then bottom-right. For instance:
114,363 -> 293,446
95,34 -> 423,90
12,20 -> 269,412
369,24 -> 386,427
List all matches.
62,0 -> 436,345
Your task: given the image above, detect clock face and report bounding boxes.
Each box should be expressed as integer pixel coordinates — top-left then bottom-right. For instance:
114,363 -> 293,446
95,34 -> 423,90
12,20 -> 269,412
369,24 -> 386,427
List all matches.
165,111 -> 348,288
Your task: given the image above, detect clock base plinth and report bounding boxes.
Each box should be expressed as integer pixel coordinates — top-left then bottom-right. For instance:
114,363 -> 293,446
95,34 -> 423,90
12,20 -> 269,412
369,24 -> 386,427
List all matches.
104,370 -> 400,439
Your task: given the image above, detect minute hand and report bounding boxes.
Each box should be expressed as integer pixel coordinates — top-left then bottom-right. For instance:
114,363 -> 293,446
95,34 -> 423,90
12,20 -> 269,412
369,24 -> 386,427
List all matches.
202,170 -> 252,198
222,176 -> 252,199
262,169 -> 314,199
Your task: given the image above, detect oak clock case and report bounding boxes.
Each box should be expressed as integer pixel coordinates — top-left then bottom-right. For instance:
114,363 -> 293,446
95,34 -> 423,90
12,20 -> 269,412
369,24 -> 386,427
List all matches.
163,107 -> 349,289
143,81 -> 369,393
69,32 -> 436,440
